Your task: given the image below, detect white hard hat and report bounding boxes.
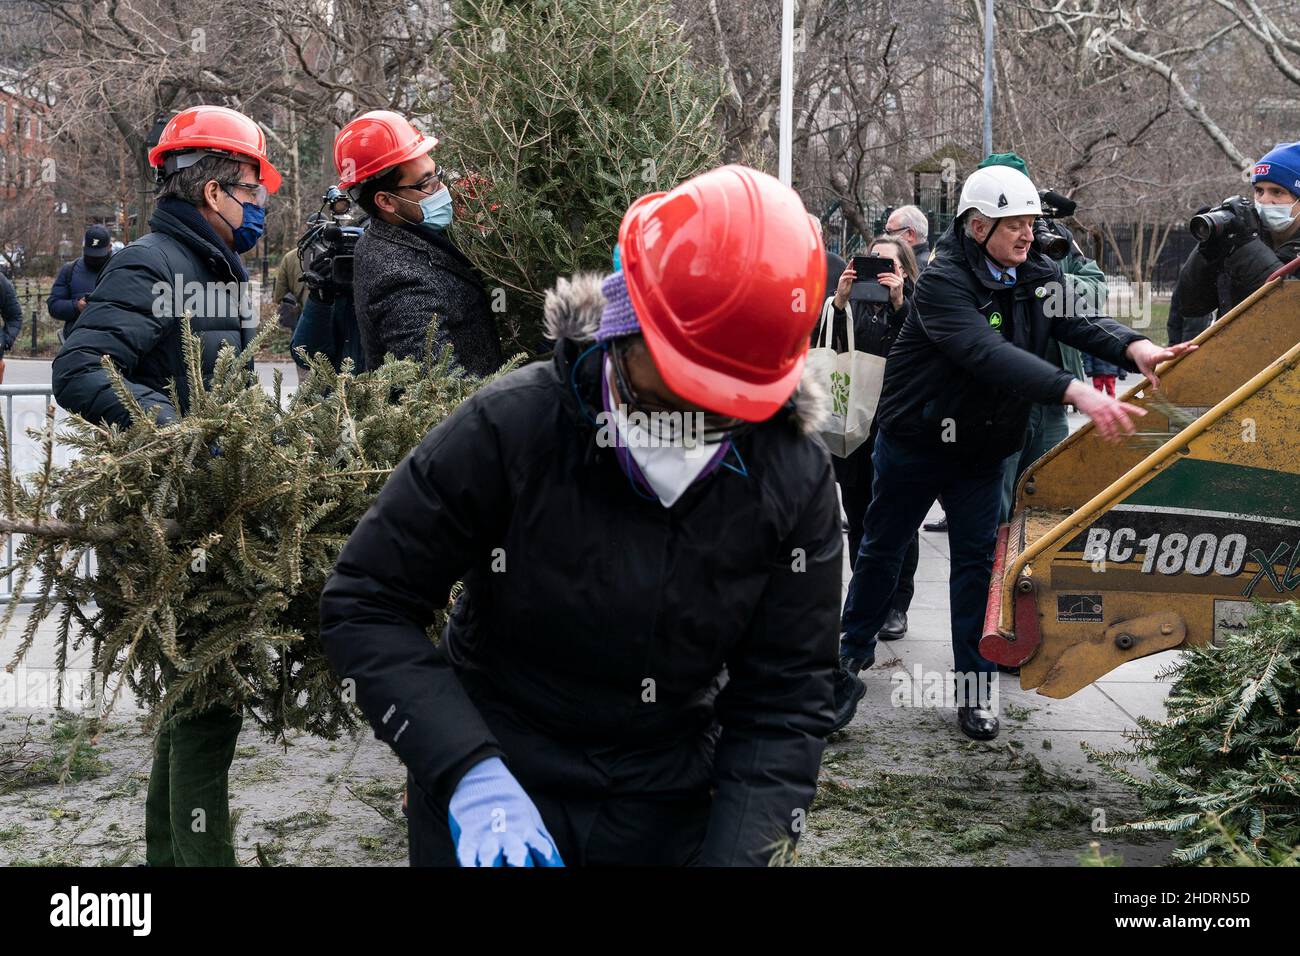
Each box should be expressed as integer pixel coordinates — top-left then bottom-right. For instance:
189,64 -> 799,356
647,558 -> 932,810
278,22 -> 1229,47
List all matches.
957,166 -> 1040,219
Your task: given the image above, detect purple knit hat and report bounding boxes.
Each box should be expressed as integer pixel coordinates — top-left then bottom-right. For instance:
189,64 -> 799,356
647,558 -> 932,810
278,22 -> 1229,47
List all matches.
595,271 -> 641,342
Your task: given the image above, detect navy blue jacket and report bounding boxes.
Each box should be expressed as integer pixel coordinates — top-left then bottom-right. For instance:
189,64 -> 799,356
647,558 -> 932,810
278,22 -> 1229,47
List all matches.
1082,352 -> 1125,378
47,258 -> 109,334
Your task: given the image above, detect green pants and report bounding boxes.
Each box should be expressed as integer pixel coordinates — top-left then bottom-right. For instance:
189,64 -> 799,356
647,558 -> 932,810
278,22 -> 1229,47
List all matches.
1000,403 -> 1070,523
144,705 -> 243,866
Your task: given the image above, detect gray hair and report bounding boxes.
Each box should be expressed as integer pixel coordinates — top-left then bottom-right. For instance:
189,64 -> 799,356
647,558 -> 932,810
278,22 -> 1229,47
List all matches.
963,212 -> 993,239
890,204 -> 928,241
155,153 -> 248,204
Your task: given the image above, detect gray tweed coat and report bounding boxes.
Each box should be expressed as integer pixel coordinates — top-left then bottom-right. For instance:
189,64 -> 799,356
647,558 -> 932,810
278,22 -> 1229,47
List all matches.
352,218 -> 503,376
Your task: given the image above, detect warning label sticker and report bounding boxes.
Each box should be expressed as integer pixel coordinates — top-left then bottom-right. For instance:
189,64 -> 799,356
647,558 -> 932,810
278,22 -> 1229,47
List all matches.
1058,593 -> 1103,622
1213,599 -> 1261,646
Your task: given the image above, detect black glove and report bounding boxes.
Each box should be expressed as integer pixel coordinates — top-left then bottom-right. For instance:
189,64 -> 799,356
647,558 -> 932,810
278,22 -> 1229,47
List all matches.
277,293 -> 299,330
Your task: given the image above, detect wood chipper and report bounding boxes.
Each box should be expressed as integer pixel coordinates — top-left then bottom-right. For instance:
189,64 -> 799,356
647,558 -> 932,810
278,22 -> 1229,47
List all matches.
981,261 -> 1300,698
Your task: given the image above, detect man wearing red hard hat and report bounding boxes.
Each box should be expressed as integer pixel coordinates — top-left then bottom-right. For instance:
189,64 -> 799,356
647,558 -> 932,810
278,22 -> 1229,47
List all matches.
321,165 -> 842,866
335,110 -> 502,375
52,104 -> 280,867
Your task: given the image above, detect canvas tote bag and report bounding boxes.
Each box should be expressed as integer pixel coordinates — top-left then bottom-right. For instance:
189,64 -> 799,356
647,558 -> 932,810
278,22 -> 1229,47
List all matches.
805,297 -> 886,457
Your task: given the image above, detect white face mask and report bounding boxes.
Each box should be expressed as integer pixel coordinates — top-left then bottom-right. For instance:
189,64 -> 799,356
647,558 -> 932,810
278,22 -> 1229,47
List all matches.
604,357 -> 715,508
1256,199 -> 1298,233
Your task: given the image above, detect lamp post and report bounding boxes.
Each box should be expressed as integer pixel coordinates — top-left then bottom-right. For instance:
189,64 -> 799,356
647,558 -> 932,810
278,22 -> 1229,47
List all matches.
778,0 -> 794,186
982,0 -> 995,157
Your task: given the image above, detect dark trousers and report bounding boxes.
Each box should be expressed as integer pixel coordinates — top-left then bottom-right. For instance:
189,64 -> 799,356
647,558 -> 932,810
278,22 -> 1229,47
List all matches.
144,705 -> 243,866
406,770 -> 711,867
839,429 -> 1002,703
836,431 -> 918,613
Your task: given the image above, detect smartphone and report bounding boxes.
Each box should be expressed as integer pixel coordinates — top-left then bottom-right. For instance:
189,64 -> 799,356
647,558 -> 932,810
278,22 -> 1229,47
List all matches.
850,255 -> 894,303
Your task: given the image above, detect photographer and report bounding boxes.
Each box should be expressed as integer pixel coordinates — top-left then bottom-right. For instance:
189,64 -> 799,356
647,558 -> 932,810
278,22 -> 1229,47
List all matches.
821,236 -> 921,646
291,189 -> 368,374
1174,142 -> 1300,318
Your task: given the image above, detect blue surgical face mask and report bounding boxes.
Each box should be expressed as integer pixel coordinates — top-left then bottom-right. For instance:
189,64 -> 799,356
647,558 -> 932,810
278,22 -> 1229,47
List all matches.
1256,199 -> 1298,233
219,186 -> 266,254
396,187 -> 453,230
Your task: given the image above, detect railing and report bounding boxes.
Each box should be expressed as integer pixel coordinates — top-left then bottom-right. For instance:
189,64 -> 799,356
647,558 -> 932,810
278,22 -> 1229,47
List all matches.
0,384 -> 95,601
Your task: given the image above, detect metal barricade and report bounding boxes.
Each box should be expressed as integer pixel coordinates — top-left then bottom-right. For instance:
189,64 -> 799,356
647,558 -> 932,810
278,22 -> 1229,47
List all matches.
0,384 -> 95,601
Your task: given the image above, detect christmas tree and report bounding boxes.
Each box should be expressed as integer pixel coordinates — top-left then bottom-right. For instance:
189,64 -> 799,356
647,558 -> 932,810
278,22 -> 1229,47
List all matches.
0,325 -> 504,740
441,0 -> 723,353
1085,602 -> 1300,865
0,0 -> 728,748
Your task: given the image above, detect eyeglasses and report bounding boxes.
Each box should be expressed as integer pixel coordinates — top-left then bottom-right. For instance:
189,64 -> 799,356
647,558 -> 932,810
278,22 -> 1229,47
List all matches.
222,180 -> 269,207
392,168 -> 445,195
609,340 -> 744,444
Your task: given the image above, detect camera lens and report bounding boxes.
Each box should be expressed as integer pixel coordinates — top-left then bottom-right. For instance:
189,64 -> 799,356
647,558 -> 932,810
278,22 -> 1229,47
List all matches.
1033,219 -> 1069,259
1188,207 -> 1236,242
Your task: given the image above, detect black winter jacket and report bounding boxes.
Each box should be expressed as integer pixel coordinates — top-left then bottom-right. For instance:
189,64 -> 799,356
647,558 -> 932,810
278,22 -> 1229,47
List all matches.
0,273 -> 22,357
319,273 -> 841,866
1173,228 -> 1300,318
352,218 -> 503,376
52,202 -> 256,427
874,223 -> 1145,464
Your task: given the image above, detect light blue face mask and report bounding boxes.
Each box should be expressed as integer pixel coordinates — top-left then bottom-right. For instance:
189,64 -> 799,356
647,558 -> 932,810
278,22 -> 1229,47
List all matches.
1256,200 -> 1298,233
399,187 -> 453,230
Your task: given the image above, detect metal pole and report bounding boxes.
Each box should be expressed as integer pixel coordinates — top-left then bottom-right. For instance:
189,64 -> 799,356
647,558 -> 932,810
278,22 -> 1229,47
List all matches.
983,0 -> 995,157
778,0 -> 795,186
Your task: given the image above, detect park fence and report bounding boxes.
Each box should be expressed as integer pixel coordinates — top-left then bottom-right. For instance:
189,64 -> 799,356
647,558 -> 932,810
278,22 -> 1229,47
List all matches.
0,384 -> 95,601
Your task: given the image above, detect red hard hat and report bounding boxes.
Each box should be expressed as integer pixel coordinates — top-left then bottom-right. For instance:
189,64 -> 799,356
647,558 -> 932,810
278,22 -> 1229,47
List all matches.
334,110 -> 438,191
148,106 -> 281,193
618,165 -> 825,422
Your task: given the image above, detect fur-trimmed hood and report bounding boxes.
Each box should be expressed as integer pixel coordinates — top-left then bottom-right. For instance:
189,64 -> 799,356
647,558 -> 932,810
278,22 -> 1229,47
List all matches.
543,272 -> 829,436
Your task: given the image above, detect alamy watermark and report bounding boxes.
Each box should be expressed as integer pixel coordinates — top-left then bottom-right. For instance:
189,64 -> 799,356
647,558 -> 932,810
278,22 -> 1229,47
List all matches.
151,275 -> 258,327
593,403 -> 712,458
890,665 -> 1000,711
0,667 -> 107,712
1039,279 -> 1153,329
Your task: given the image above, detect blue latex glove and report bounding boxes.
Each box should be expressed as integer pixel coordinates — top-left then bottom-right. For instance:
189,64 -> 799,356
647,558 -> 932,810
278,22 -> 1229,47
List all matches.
448,757 -> 564,867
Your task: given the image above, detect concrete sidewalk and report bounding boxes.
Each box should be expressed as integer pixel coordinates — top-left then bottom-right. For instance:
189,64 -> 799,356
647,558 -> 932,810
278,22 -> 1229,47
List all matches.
0,413 -> 1177,866
798,495 -> 1176,865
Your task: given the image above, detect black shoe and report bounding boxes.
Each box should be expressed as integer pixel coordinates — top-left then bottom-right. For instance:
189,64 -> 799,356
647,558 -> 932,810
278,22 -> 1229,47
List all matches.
829,655 -> 871,734
957,706 -> 1000,741
923,516 -> 948,532
877,608 -> 907,641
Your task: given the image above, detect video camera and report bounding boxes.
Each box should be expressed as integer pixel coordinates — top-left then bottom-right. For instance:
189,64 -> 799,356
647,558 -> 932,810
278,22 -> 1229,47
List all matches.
1032,190 -> 1078,260
298,186 -> 366,302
